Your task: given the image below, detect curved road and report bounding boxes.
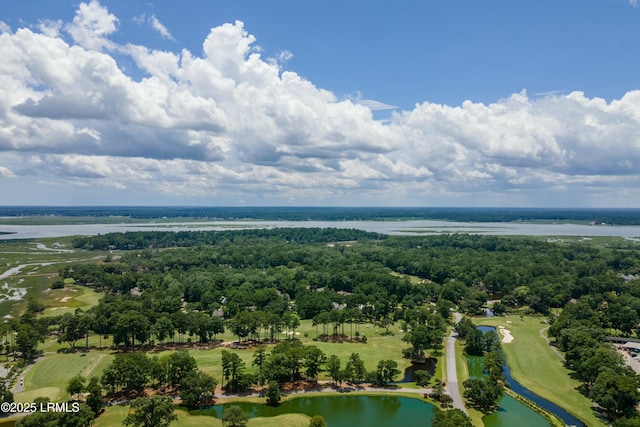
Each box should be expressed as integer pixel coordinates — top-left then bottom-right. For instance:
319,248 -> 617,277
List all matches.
445,312 -> 466,413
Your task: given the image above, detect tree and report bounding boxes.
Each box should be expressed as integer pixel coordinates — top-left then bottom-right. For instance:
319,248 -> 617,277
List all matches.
102,352 -> 151,396
402,324 -> 432,361
590,367 -> 640,420
168,349 -> 197,387
373,360 -> 400,386
58,313 -> 82,350
221,405 -> 249,427
16,411 -> 61,427
113,312 -> 151,348
265,380 -> 281,406
180,370 -> 217,409
327,354 -> 342,386
85,376 -> 104,415
123,395 -> 177,427
464,328 -> 485,356
221,350 -> 247,392
432,408 -> 473,427
454,318 -> 476,340
463,378 -> 502,413
153,316 -> 174,343
309,415 -> 328,427
345,353 -> 367,383
484,350 -> 506,385
303,345 -> 326,382
66,375 -> 86,400
0,380 -> 12,407
15,323 -> 41,361
414,369 -> 432,387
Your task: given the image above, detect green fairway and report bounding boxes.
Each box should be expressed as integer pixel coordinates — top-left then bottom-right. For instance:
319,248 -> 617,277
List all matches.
15,351 -> 113,403
40,284 -> 103,318
475,315 -> 604,427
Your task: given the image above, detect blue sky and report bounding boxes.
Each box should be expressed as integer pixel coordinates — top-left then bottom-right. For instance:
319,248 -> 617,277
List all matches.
1,0 -> 640,207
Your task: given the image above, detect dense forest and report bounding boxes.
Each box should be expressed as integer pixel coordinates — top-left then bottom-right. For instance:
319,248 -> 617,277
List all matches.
5,228 -> 640,425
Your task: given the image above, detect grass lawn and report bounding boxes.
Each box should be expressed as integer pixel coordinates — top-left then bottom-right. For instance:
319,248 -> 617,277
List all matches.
475,315 -> 605,427
15,351 -> 114,403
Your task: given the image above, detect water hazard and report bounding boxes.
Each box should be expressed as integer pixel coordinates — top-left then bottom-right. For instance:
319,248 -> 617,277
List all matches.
200,395 -> 436,427
477,325 -> 585,427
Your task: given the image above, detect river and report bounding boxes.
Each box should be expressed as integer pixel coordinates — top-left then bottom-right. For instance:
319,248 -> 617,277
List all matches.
1,219 -> 640,240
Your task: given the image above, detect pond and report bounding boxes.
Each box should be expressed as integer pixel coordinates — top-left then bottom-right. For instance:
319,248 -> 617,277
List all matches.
198,395 -> 437,427
398,359 -> 437,383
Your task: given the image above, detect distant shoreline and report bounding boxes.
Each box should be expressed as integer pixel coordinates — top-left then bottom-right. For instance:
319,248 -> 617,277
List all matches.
1,206 -> 640,225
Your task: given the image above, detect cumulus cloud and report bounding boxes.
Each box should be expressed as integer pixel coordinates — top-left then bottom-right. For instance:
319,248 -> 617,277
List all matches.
1,0 -> 640,206
65,0 -> 118,50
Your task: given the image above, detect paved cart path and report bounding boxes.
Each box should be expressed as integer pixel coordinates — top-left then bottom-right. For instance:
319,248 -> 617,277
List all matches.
445,312 -> 467,413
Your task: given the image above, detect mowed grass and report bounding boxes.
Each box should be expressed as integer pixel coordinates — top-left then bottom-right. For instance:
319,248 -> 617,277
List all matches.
475,315 -> 604,427
16,351 -> 114,403
40,284 -> 103,318
94,405 -> 310,427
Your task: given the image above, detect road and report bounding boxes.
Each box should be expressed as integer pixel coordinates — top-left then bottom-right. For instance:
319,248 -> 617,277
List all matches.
445,311 -> 467,413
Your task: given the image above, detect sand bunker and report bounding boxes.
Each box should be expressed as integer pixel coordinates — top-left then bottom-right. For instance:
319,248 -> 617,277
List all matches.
60,296 -> 72,303
498,326 -> 514,344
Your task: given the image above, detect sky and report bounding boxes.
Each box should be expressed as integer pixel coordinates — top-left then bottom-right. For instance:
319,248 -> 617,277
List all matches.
1,0 -> 640,207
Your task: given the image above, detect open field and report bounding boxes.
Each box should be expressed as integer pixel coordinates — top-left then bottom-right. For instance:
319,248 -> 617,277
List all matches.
475,315 -> 605,427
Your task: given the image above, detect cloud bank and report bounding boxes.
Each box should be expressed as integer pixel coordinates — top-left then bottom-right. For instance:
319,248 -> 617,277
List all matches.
1,0 -> 639,206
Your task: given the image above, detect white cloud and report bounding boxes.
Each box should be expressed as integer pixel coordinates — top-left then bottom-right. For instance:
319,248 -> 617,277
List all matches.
65,0 -> 118,50
149,15 -> 174,41
0,21 -> 11,34
0,166 -> 15,178
1,1 -> 640,206
38,20 -> 63,38
354,99 -> 399,111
